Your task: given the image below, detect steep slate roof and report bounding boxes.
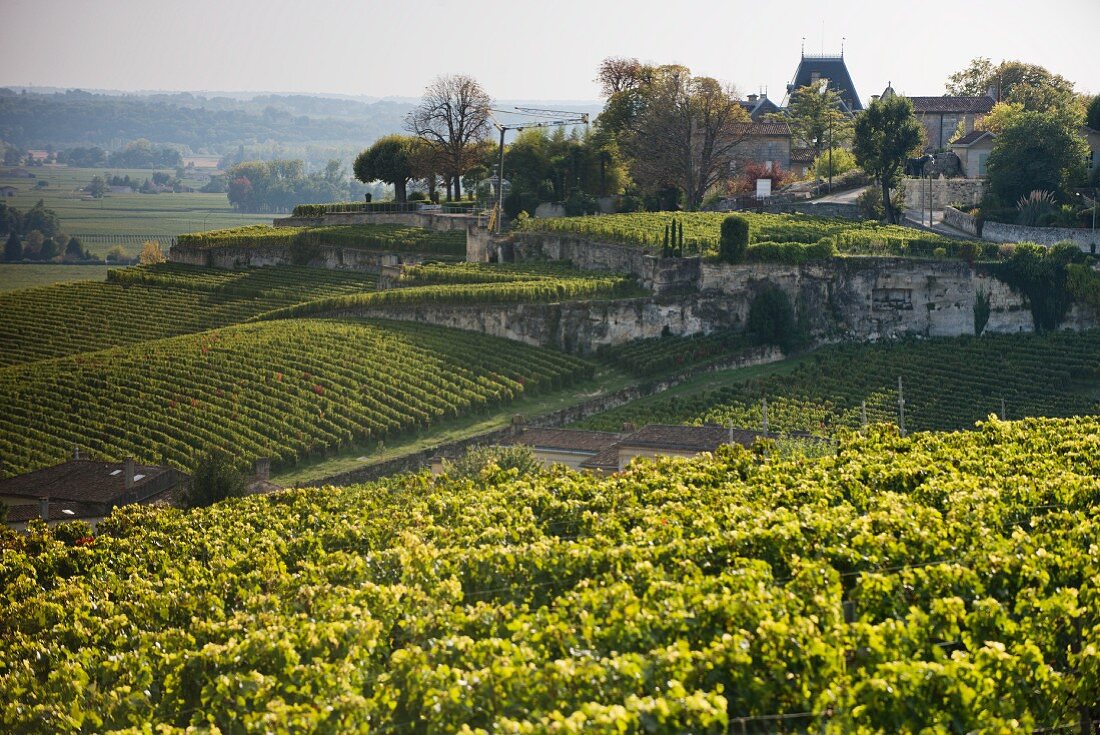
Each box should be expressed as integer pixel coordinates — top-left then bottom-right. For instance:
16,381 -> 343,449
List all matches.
951,130 -> 995,146
506,428 -> 624,455
0,459 -> 174,505
909,96 -> 995,114
785,54 -> 863,112
615,424 -> 766,452
739,96 -> 781,121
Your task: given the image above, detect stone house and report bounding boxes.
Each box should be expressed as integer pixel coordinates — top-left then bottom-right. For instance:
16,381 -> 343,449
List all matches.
730,121 -> 793,174
1,455 -> 187,530
950,130 -> 996,178
0,185 -> 16,197
905,95 -> 994,151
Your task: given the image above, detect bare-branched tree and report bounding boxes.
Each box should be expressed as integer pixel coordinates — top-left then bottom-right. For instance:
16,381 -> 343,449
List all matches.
406,74 -> 492,201
625,67 -> 750,210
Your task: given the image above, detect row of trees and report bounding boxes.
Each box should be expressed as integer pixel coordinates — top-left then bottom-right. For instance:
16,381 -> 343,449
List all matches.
4,230 -> 91,262
226,159 -> 350,213
55,139 -> 183,169
347,56 -> 1094,225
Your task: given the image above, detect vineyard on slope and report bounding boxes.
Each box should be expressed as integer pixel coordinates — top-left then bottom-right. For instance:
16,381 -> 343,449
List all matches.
518,211 -> 995,261
578,331 -> 1100,435
0,319 -> 593,477
0,266 -> 380,367
2,417 -> 1098,731
176,223 -> 466,257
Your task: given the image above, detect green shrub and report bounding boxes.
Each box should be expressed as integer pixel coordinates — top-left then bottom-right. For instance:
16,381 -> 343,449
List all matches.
810,148 -> 857,180
183,449 -> 247,509
746,285 -> 799,352
442,444 -> 541,480
718,215 -> 749,263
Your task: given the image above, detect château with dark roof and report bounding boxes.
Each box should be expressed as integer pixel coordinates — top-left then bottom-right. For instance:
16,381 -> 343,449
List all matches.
784,52 -> 863,114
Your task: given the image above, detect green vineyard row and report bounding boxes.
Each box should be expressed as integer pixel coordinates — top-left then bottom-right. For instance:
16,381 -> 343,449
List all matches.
253,276 -> 644,321
598,329 -> 753,377
578,331 -> 1100,435
1,417 -> 1098,731
0,265 -> 383,367
106,262 -> 379,300
519,211 -> 996,261
176,224 -> 466,256
0,318 -> 593,478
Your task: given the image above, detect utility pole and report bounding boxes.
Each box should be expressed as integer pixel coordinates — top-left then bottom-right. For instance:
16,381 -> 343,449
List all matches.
1000,396 -> 1006,420
490,107 -> 588,234
897,377 -> 906,436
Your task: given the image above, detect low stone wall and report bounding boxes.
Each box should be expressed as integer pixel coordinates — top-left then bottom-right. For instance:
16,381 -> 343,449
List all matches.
308,345 -> 783,486
903,178 -> 986,211
943,206 -> 980,236
273,210 -> 480,232
169,242 -> 425,270
943,206 -> 1100,252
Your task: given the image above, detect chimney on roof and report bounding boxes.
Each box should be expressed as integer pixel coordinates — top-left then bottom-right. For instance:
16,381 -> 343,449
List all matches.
253,457 -> 271,482
747,93 -> 758,103
39,497 -> 49,521
124,458 -> 135,490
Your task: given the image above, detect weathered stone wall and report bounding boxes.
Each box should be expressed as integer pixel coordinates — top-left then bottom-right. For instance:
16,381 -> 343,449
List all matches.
327,295 -> 736,354
169,242 -> 424,271
308,256 -> 1094,352
903,178 -> 986,211
943,206 -> 1100,252
273,210 -> 479,232
507,232 -> 701,294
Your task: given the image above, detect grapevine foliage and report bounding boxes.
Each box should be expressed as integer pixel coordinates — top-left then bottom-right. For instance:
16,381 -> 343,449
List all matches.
1,417 -> 1098,731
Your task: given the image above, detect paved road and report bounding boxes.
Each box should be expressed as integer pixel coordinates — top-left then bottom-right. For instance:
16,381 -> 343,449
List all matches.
814,185 -> 868,204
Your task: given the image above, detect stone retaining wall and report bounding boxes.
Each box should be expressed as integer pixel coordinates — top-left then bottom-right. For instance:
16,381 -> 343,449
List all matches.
169,242 -> 425,270
903,178 -> 986,211
273,210 -> 480,232
943,206 -> 1100,252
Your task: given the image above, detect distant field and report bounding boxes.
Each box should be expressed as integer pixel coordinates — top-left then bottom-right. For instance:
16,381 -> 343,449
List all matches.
0,263 -> 108,291
0,166 -> 271,255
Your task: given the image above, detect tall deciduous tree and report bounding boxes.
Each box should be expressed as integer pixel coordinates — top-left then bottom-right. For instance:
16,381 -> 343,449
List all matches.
986,110 -> 1088,205
947,58 -> 1079,117
4,232 -> 22,262
778,81 -> 854,161
615,65 -> 750,210
853,96 -> 923,224
353,135 -> 419,203
406,75 -> 492,202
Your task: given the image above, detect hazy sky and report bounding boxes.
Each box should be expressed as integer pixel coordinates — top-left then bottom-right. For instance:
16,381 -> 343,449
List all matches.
3,0 -> 1098,102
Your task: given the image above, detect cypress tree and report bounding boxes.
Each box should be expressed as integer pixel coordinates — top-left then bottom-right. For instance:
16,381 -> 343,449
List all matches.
4,232 -> 22,262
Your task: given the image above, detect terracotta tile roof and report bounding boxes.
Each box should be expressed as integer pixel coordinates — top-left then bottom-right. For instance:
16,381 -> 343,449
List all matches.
951,130 -> 995,146
909,96 -> 995,114
506,428 -> 624,454
616,424 -> 766,452
0,459 -> 179,506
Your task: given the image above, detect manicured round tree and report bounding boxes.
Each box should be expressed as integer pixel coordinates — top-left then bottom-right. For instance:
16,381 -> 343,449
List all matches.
719,214 -> 750,263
